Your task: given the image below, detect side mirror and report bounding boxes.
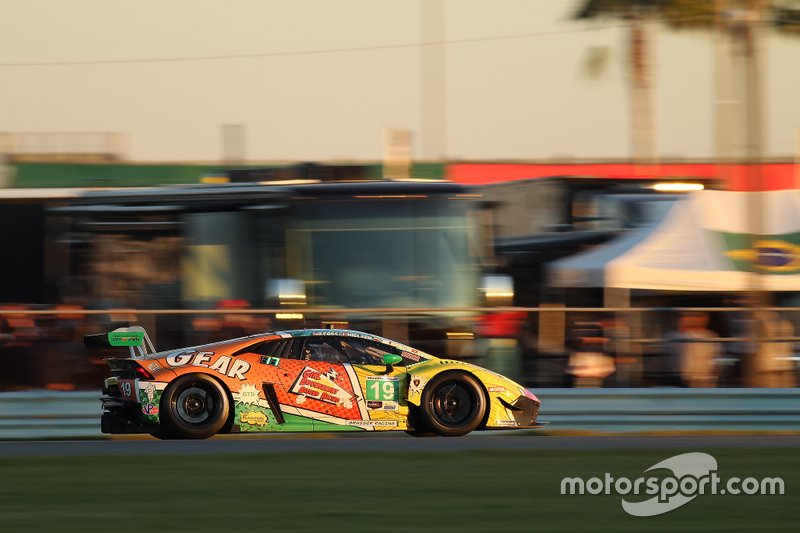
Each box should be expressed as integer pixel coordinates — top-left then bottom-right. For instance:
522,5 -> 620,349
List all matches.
382,353 -> 403,373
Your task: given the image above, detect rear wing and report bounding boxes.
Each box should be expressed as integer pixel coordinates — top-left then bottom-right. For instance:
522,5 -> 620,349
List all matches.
83,326 -> 156,359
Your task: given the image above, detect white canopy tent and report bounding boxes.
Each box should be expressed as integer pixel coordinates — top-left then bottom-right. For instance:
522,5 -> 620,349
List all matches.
548,189 -> 800,291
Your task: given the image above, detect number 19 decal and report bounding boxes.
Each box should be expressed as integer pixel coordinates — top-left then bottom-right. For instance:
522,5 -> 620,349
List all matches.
366,376 -> 399,402
118,380 -> 135,401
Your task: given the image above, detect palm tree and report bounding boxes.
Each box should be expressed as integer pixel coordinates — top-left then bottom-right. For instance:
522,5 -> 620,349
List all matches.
573,1 -> 800,387
573,0 -> 800,166
573,1 -> 716,166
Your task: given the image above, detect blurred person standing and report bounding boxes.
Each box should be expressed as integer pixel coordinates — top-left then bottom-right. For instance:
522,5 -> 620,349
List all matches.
721,302 -> 751,387
477,311 -> 526,384
754,311 -> 796,388
565,320 -> 615,388
665,312 -> 721,388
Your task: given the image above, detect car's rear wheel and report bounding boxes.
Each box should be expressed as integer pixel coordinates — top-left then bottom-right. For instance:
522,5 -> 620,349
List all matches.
419,372 -> 486,437
160,374 -> 230,439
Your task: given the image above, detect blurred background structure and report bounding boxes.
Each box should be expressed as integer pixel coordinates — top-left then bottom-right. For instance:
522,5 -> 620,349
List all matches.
2,1 -> 800,391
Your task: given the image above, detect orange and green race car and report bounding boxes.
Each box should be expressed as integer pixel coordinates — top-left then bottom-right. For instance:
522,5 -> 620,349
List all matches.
90,327 -> 544,439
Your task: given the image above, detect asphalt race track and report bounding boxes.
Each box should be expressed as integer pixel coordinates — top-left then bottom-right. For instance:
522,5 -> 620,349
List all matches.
0,434 -> 798,457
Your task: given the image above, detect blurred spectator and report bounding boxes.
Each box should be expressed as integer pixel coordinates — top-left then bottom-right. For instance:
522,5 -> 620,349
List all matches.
42,304 -> 90,390
477,311 -> 526,383
602,317 -> 635,387
722,296 -> 760,385
665,312 -> 721,388
754,311 -> 796,388
477,311 -> 526,339
565,320 -> 615,387
0,305 -> 42,389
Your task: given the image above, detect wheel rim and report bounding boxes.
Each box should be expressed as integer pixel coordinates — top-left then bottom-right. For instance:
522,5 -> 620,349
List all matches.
175,385 -> 217,426
430,381 -> 477,427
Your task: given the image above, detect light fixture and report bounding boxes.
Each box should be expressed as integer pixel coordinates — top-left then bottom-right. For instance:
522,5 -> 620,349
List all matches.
652,182 -> 704,192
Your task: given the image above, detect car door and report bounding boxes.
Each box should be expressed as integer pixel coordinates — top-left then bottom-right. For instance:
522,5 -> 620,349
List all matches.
277,336 -> 367,431
335,336 -> 410,430
231,338 -> 315,432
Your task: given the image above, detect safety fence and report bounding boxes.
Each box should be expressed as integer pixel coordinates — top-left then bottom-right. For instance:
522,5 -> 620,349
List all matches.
2,306 -> 800,390
0,391 -> 99,440
535,387 -> 800,432
1,388 -> 799,439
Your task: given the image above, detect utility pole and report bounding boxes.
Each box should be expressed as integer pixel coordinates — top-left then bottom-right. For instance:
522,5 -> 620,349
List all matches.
726,0 -> 767,387
714,0 -> 737,186
221,124 -> 247,164
629,10 -> 657,173
419,0 -> 447,162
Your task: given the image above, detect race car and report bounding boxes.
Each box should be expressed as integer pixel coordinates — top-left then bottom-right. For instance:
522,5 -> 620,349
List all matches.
91,327 -> 544,439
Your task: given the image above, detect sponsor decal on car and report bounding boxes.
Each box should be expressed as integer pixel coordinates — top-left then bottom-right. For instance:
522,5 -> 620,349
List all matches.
235,404 -> 272,431
366,399 -> 398,411
260,356 -> 280,367
138,382 -> 167,423
108,331 -> 144,347
290,366 -> 354,408
345,420 -> 398,427
408,376 -> 428,396
307,330 -> 379,342
488,386 -> 506,393
142,403 -> 159,416
365,376 -> 400,402
401,351 -> 421,362
118,379 -> 136,401
142,382 -> 155,401
240,411 -> 269,426
166,351 -> 251,380
237,383 -> 261,405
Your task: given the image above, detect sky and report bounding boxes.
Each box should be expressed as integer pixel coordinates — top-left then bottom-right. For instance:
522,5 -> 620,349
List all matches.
0,0 -> 798,163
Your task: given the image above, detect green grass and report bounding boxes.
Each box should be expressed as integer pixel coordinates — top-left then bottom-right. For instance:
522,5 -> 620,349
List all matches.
0,448 -> 797,532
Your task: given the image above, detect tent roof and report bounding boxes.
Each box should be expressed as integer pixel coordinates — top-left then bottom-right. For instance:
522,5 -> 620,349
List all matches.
548,219 -> 666,288
549,190 -> 800,291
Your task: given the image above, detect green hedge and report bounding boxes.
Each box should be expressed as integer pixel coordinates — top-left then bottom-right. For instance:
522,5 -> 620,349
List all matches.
11,162 -> 446,188
12,162 -> 227,188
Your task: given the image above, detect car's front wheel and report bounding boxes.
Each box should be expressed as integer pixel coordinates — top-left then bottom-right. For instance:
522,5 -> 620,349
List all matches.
160,374 -> 230,439
418,372 -> 486,437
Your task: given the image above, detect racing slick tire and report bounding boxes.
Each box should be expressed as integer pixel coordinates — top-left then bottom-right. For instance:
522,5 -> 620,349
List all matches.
418,371 -> 487,437
160,373 -> 230,439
